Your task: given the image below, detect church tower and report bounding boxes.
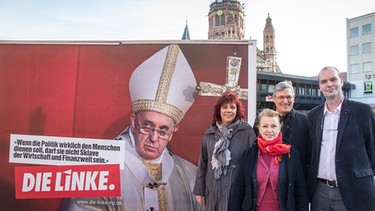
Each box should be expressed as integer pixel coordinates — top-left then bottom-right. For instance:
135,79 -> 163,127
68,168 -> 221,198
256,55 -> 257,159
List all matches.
263,14 -> 277,72
181,20 -> 191,40
207,0 -> 245,40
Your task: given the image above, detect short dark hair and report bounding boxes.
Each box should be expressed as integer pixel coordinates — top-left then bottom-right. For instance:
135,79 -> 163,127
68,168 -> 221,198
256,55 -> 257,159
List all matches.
318,66 -> 340,81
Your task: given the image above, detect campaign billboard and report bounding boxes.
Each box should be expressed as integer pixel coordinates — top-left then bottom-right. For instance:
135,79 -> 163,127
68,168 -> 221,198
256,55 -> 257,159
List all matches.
0,40 -> 256,210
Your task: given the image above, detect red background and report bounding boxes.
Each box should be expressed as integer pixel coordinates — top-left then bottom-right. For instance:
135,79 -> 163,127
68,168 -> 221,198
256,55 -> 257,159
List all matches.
14,164 -> 121,199
0,41 -> 250,210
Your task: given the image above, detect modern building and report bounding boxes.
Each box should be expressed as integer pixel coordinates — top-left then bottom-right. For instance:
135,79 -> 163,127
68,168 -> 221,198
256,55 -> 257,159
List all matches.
347,12 -> 375,111
256,71 -> 353,114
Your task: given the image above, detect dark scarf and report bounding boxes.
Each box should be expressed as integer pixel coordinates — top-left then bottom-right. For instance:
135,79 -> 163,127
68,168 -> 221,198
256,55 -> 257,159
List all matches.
211,118 -> 242,179
257,133 -> 291,163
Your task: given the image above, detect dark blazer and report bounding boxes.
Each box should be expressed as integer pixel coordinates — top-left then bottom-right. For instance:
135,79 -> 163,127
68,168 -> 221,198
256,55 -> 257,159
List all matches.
230,142 -> 309,211
254,109 -> 310,177
308,98 -> 375,211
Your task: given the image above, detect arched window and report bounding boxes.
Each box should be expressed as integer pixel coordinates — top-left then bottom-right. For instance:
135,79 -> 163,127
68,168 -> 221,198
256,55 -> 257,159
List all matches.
221,15 -> 225,25
215,15 -> 220,26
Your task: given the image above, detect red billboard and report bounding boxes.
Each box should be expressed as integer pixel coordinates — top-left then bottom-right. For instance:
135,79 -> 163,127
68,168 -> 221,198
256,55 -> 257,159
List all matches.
0,40 -> 256,210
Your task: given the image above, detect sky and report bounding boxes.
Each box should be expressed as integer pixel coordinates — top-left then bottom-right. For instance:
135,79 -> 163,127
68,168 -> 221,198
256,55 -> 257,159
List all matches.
0,0 -> 374,77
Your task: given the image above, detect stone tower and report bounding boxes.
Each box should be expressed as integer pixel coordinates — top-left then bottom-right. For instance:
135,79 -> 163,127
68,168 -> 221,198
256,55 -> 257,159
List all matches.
263,14 -> 277,72
207,0 -> 245,40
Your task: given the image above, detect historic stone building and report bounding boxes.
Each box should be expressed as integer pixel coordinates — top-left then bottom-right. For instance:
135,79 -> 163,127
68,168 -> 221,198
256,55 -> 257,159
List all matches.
203,0 -> 355,113
207,0 -> 245,40
207,0 -> 280,73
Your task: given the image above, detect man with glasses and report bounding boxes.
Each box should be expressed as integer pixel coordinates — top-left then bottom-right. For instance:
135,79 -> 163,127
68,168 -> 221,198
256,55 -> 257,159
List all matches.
61,45 -> 199,211
254,80 -> 310,177
307,66 -> 375,211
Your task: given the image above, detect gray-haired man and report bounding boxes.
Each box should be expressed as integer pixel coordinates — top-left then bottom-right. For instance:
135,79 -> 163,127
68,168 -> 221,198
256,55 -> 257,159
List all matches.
254,80 -> 310,177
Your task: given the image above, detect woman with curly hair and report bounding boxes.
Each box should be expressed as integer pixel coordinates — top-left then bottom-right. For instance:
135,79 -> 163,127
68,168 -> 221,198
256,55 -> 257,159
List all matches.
193,91 -> 256,211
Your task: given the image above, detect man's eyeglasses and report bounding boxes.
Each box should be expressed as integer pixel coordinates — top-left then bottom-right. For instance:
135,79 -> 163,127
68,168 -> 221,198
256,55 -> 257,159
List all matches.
134,116 -> 174,140
273,95 -> 293,100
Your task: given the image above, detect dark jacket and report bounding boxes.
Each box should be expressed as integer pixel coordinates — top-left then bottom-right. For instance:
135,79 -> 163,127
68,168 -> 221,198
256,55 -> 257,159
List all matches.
230,142 -> 309,211
254,109 -> 310,177
308,98 -> 375,211
193,119 -> 256,211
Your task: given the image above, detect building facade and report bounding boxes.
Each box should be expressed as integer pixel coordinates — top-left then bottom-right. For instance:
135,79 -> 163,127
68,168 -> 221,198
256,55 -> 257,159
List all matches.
207,0 -> 280,73
260,14 -> 278,72
347,12 -> 375,110
257,71 -> 353,114
205,1 -> 373,112
207,0 -> 245,40
206,0 -> 324,112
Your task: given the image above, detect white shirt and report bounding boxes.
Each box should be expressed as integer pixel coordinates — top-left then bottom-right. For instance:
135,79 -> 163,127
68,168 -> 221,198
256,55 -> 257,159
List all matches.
317,102 -> 342,181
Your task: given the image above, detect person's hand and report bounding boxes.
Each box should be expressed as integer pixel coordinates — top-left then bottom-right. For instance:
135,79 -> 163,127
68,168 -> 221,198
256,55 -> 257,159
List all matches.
195,195 -> 204,205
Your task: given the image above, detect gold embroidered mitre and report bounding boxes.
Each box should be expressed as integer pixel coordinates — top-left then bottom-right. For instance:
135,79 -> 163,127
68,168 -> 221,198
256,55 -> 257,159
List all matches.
129,44 -> 197,124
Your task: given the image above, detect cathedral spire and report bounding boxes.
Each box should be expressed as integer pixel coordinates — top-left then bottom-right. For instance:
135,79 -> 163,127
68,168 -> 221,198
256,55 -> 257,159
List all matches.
181,20 -> 190,40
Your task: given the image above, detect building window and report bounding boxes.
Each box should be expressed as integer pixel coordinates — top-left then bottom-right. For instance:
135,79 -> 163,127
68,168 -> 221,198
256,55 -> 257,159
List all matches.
363,62 -> 373,72
363,42 -> 372,53
364,81 -> 373,94
268,84 -> 274,93
298,87 -> 305,95
306,87 -> 312,95
350,45 -> 359,55
221,15 -> 225,25
215,15 -> 220,26
362,24 -> 372,35
350,63 -> 360,73
260,84 -> 267,93
311,88 -> 317,96
350,27 -> 359,37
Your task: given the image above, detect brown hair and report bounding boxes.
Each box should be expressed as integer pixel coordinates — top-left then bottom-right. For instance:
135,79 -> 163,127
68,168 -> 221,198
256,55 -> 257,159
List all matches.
318,66 -> 340,81
212,91 -> 246,125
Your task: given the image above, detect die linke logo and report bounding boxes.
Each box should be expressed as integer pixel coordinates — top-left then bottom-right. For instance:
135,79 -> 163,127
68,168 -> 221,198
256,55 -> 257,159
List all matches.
14,164 -> 121,199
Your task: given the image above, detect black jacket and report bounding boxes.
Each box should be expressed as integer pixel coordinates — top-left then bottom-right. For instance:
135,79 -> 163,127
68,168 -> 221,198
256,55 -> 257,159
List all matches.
230,142 -> 309,211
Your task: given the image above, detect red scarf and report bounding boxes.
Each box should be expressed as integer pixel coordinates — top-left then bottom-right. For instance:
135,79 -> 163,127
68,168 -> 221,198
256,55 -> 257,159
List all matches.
257,133 -> 291,163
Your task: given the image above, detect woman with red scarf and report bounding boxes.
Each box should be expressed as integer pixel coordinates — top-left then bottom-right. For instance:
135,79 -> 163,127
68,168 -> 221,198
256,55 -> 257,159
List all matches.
230,108 -> 308,211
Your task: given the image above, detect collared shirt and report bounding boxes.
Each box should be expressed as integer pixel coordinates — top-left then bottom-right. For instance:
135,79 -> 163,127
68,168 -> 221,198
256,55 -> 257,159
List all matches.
317,102 -> 342,180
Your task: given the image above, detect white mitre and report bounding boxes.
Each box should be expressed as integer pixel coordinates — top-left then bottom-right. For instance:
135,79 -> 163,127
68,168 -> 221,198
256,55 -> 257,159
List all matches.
129,44 -> 197,124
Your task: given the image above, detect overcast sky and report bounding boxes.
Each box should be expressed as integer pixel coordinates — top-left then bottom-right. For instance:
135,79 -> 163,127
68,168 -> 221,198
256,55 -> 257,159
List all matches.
0,0 -> 374,76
